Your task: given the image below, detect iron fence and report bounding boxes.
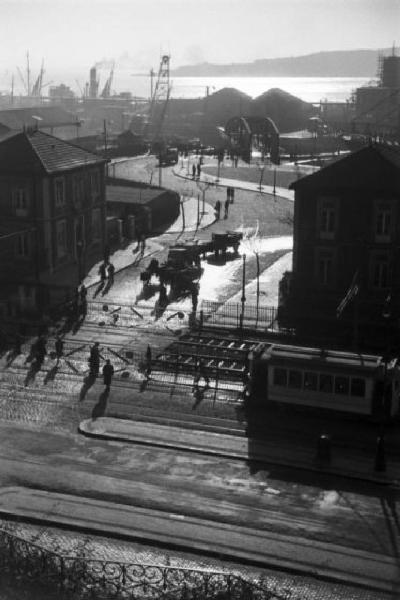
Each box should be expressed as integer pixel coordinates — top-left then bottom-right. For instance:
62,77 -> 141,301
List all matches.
201,300 -> 279,332
0,527 -> 290,599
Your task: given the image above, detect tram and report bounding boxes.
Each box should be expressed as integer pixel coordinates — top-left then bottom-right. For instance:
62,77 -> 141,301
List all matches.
251,344 -> 400,419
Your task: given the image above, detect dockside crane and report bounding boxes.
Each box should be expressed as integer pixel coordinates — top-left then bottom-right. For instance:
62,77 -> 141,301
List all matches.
100,62 -> 115,99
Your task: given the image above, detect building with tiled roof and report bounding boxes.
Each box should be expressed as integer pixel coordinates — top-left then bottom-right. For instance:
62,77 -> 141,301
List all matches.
0,130 -> 108,317
279,143 -> 400,353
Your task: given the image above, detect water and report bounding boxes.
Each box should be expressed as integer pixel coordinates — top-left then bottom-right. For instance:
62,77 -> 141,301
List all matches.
2,65 -> 374,104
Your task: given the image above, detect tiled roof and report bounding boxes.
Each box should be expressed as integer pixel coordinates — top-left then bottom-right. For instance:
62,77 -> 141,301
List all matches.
0,130 -> 106,174
290,144 -> 400,191
107,185 -> 164,205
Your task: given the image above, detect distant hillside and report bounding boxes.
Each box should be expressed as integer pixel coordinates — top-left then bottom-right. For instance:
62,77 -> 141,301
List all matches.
171,48 -> 393,77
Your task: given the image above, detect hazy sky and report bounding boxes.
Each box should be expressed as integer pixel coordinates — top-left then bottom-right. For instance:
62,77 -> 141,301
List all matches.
0,0 -> 399,72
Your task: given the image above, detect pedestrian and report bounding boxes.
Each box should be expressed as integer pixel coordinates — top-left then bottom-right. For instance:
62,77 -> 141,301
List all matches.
35,335 -> 47,365
145,344 -> 152,379
102,359 -> 114,388
197,163 -> 201,178
140,234 -> 146,256
107,262 -> 115,285
224,197 -> 230,219
55,336 -> 64,365
214,199 -> 221,220
191,283 -> 199,313
193,358 -> 209,389
192,163 -> 196,178
98,262 -> 107,283
159,282 -> 167,305
89,341 -> 100,378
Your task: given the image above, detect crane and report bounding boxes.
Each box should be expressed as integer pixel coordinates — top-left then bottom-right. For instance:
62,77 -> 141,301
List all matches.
101,62 -> 115,98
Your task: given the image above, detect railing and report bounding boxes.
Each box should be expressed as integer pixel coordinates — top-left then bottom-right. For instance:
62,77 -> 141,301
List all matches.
201,300 -> 280,332
0,528 -> 291,599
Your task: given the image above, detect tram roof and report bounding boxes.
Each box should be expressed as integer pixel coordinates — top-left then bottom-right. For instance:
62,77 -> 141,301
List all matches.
266,344 -> 385,371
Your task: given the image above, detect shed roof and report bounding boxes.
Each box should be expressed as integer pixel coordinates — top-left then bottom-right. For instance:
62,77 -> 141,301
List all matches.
0,130 -> 106,174
290,143 -> 400,191
106,185 -> 165,205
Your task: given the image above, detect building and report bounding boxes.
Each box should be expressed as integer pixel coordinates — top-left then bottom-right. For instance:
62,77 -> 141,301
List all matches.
0,106 -> 81,140
278,143 -> 400,352
0,129 -> 108,318
106,178 -> 180,238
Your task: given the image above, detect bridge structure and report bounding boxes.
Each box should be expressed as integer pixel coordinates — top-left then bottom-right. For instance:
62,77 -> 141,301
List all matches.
219,115 -> 280,164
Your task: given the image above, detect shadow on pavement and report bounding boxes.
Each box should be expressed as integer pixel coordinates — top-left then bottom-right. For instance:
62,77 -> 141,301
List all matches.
91,388 -> 110,420
79,374 -> 97,401
24,359 -> 42,387
44,364 -> 58,384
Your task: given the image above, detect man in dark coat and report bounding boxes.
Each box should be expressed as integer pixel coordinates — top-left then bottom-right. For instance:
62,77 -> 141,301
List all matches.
103,359 -> 114,388
89,342 -> 100,377
55,336 -> 64,366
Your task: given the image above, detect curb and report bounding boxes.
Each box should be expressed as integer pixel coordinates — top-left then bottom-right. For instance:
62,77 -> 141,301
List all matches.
79,419 -> 397,487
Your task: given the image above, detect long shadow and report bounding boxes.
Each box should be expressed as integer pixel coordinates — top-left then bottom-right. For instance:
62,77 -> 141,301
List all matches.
24,359 -> 41,386
101,280 -> 113,296
79,374 -> 97,401
44,364 -> 58,385
5,349 -> 20,368
152,299 -> 169,321
135,283 -> 158,304
192,386 -> 207,410
91,388 -> 110,420
93,282 -> 105,298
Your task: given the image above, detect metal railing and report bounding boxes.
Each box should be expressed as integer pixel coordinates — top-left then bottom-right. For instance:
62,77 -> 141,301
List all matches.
0,527 -> 290,599
201,300 -> 279,332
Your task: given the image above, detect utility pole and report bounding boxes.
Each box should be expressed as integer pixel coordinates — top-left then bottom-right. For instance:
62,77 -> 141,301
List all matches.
26,51 -> 30,97
239,254 -> 246,331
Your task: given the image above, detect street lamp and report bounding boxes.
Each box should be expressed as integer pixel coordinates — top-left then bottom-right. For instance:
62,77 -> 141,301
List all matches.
374,294 -> 391,472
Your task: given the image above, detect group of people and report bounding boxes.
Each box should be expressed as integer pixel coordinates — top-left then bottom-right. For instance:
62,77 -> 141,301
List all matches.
88,342 -> 115,387
98,261 -> 115,286
214,197 -> 231,220
191,163 -> 202,179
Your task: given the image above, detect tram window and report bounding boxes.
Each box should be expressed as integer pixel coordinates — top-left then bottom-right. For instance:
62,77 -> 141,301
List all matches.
351,378 -> 366,397
319,373 -> 333,393
304,372 -> 318,391
335,376 -> 349,395
288,369 -> 302,388
273,368 -> 287,386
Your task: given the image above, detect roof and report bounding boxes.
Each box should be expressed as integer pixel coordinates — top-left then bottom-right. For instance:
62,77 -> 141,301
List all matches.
0,130 -> 106,175
107,185 -> 165,205
290,143 -> 400,191
0,105 -> 78,130
267,344 -> 382,372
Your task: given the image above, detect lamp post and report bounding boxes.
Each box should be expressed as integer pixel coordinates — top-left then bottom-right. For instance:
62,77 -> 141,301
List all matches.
374,295 -> 391,472
273,168 -> 277,195
239,254 -> 246,331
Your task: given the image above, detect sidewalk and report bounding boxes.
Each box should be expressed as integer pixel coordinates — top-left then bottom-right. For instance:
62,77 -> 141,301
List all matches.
79,417 -> 400,486
0,485 -> 397,594
173,164 -> 295,202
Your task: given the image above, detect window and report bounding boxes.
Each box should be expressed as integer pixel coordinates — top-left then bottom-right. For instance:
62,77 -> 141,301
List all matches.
304,372 -> 318,391
318,197 -> 337,239
56,220 -> 67,257
316,249 -> 334,286
375,200 -> 392,242
335,376 -> 349,395
13,187 -> 29,216
370,252 -> 391,289
92,208 -> 101,240
273,368 -> 287,386
351,378 -> 366,397
55,178 -> 65,207
319,373 -> 333,393
288,369 -> 302,389
15,232 -> 30,257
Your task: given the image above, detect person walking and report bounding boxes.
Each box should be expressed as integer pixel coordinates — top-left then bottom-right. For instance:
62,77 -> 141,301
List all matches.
55,336 -> 64,366
145,345 -> 152,379
224,197 -> 230,219
89,342 -> 100,378
191,283 -> 199,313
192,164 -> 196,179
197,163 -> 201,178
102,359 -> 114,389
79,284 -> 88,318
140,234 -> 146,256
107,262 -> 115,285
215,199 -> 221,220
193,357 -> 210,389
98,262 -> 107,283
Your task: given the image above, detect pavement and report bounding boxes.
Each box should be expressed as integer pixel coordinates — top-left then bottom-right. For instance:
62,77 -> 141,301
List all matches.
0,485 -> 397,594
79,417 -> 400,486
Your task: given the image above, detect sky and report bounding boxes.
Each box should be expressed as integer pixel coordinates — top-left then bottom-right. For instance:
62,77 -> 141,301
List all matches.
0,0 -> 399,73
